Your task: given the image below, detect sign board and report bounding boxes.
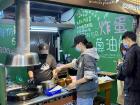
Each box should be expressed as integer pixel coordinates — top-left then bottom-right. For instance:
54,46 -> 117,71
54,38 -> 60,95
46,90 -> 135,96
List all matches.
37,0 -> 140,15
62,9 -> 135,72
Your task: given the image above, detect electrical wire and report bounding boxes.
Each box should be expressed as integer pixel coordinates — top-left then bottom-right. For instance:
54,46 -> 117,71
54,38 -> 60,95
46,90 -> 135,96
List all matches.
60,9 -> 77,22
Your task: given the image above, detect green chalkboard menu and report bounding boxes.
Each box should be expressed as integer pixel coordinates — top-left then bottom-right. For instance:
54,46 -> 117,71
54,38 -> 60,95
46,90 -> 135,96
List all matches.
0,20 -> 28,84
0,20 -> 16,63
62,8 -> 136,72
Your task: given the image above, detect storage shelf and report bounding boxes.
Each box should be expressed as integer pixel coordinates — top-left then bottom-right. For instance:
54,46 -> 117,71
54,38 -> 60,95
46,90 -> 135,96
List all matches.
0,19 -> 75,31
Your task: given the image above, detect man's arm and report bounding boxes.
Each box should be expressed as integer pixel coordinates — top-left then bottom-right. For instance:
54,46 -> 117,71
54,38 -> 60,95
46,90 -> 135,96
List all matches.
76,78 -> 88,85
28,70 -> 34,79
53,62 -> 73,78
121,50 -> 135,76
55,62 -> 73,72
27,66 -> 34,79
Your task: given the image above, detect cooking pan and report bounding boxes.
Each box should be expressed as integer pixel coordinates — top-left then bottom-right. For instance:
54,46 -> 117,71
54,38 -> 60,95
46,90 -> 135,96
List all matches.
7,86 -> 39,101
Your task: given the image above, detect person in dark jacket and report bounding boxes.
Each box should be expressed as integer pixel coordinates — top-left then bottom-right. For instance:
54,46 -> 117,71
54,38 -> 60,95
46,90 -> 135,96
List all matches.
53,35 -> 99,105
28,43 -> 57,85
118,31 -> 140,105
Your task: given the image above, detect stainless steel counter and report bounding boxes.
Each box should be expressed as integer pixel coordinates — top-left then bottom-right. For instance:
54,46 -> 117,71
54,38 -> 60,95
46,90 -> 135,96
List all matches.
8,89 -> 75,105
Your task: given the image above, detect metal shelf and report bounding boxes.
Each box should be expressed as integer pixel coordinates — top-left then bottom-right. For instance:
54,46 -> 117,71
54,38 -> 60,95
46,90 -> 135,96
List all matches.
0,19 -> 75,31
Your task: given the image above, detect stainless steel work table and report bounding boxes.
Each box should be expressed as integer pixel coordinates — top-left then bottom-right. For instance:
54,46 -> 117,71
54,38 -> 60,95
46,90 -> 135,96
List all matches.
8,89 -> 76,105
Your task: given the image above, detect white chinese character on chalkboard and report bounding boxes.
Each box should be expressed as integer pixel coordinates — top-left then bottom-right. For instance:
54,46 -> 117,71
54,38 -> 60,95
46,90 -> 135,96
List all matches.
96,38 -> 105,52
99,20 -> 111,35
114,16 -> 127,33
106,36 -> 117,52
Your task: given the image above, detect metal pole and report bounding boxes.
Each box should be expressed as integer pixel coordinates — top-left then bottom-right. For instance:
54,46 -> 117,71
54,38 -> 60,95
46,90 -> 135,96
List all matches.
16,0 -> 30,53
57,36 -> 60,61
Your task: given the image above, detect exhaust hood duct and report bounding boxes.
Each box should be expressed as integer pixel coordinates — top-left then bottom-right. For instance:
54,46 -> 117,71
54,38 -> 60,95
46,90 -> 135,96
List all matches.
5,0 -> 40,67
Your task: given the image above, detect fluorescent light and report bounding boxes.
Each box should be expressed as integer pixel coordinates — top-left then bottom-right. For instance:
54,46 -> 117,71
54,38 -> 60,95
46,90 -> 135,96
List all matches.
30,26 -> 58,32
30,29 -> 58,32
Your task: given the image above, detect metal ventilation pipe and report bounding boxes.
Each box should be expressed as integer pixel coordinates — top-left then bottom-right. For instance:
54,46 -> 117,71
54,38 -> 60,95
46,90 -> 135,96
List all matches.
16,0 -> 30,53
5,0 -> 40,67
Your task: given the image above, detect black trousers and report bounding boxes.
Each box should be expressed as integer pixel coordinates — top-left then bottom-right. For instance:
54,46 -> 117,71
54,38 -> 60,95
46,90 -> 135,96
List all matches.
124,90 -> 140,105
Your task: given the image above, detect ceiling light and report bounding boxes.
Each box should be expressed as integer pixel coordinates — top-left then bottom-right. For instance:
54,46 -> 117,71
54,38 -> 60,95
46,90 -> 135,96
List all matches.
30,26 -> 58,32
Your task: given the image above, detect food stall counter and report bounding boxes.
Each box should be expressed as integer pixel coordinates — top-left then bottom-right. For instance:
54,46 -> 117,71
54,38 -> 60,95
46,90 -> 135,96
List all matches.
8,88 -> 76,105
8,77 -> 114,105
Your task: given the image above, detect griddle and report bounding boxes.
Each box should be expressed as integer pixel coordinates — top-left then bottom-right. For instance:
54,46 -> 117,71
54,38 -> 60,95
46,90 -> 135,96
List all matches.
7,86 -> 39,101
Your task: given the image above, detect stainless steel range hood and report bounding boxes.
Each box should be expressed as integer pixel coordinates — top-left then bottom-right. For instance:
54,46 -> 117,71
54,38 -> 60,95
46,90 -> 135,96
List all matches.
6,0 -> 40,67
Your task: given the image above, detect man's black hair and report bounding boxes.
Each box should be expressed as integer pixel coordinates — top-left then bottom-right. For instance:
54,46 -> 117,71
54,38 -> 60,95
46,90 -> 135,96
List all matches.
122,31 -> 136,42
